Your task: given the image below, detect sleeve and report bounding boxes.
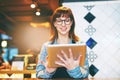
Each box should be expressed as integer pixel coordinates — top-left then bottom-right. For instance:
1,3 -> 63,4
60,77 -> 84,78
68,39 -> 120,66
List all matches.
36,42 -> 55,78
67,54 -> 89,78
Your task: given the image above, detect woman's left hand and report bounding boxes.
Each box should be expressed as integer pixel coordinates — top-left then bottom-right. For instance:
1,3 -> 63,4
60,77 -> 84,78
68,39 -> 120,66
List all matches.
55,48 -> 81,70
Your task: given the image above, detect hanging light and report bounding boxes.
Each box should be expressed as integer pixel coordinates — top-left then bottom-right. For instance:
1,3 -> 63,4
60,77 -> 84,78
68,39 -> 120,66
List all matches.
30,0 -> 37,8
35,8 -> 40,16
30,3 -> 36,8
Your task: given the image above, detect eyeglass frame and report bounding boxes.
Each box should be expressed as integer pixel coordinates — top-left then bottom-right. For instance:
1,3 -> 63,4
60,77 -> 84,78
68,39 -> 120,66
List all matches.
55,18 -> 72,25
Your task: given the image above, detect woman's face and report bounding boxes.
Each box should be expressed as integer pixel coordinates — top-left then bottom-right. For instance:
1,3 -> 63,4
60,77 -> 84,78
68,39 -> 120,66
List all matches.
54,16 -> 73,36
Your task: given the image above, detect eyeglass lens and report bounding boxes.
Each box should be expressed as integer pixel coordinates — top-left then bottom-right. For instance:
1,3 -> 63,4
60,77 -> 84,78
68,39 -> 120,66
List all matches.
56,18 -> 71,25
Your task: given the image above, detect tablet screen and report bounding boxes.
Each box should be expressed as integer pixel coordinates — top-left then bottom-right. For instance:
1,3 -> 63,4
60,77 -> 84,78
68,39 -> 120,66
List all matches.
47,44 -> 86,68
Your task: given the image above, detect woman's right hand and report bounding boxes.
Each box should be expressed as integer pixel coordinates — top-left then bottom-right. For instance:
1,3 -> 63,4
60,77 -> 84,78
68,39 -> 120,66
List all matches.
40,57 -> 57,74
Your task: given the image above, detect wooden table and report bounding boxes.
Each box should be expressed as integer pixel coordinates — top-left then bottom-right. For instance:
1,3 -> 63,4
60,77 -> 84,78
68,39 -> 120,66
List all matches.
0,70 -> 120,80
0,69 -> 36,78
0,69 -> 36,74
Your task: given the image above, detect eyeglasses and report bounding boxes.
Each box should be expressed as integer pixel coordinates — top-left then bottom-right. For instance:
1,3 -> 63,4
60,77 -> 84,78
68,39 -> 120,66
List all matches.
55,18 -> 71,25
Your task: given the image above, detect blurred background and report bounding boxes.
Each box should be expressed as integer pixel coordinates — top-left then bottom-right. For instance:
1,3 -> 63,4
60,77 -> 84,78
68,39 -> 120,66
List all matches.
0,0 -> 62,64
0,0 -> 120,78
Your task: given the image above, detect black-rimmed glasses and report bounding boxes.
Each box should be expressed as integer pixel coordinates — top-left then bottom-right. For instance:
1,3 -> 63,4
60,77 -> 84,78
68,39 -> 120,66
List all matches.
56,18 -> 71,25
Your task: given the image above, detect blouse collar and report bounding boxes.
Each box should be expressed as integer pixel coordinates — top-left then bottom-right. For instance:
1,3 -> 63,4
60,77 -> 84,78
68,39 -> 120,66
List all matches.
54,39 -> 73,44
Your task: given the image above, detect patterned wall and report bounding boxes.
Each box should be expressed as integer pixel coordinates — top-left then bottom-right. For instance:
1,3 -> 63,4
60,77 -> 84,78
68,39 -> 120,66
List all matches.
63,1 -> 120,78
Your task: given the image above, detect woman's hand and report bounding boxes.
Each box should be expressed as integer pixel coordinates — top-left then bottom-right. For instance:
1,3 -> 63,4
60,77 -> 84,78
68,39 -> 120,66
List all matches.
55,48 -> 81,70
40,57 -> 57,74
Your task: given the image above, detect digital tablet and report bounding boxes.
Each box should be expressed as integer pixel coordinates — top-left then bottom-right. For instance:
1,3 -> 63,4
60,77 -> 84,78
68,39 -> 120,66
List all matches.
47,44 -> 86,68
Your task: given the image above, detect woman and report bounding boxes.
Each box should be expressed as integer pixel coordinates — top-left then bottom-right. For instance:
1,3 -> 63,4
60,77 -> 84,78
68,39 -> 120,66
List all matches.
36,6 -> 89,78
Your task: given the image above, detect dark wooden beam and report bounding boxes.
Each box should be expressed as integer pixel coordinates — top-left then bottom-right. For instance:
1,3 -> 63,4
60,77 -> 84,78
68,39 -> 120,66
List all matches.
0,11 -> 16,24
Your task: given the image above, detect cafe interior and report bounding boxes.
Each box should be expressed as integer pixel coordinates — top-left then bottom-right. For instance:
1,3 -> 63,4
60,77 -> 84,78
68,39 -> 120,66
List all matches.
1,0 -> 60,78
0,0 -> 120,79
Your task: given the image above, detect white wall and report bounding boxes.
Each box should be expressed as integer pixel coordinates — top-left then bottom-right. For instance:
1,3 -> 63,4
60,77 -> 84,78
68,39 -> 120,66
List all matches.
63,1 -> 120,78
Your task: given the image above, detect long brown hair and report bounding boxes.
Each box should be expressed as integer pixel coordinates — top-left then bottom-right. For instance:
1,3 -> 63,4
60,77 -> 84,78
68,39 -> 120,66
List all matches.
49,6 -> 79,43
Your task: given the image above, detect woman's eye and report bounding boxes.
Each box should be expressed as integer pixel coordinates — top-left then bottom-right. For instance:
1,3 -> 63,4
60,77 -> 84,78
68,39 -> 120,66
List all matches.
57,20 -> 62,22
65,20 -> 69,22
65,19 -> 70,22
66,19 -> 70,21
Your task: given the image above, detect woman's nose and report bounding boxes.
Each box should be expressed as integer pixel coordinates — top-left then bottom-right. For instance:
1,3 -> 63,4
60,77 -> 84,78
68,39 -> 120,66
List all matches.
61,21 -> 65,26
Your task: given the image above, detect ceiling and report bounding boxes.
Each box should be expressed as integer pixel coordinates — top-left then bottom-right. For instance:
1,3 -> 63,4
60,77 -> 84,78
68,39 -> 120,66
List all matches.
0,0 -> 62,35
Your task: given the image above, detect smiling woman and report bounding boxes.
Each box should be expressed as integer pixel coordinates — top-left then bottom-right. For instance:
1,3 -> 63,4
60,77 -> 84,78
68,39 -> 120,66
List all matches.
36,6 -> 89,79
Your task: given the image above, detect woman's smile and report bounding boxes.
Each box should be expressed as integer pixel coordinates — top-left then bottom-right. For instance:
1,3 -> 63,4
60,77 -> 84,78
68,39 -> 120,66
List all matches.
61,27 -> 67,32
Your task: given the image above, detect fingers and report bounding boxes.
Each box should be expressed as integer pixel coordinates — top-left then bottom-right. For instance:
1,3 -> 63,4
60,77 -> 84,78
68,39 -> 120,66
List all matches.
69,48 -> 73,59
61,50 -> 68,60
55,61 -> 66,67
39,56 -> 48,67
77,54 -> 82,62
40,60 -> 45,66
57,54 -> 66,64
46,56 -> 48,60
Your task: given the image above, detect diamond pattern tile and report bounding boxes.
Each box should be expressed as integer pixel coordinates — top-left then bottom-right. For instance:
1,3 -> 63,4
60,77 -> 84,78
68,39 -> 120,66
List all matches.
86,37 -> 97,49
84,5 -> 95,11
88,51 -> 97,62
89,64 -> 99,77
63,1 -> 120,78
84,12 -> 96,23
85,25 -> 96,36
